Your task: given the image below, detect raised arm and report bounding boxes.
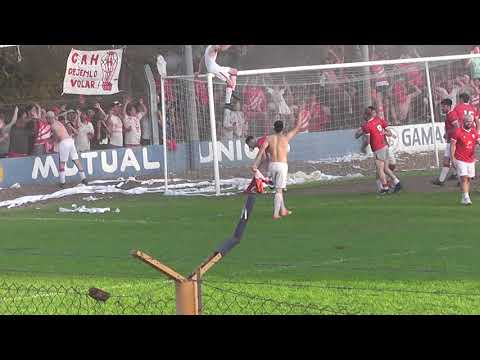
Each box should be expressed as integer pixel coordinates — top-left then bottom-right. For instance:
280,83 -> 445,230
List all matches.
122,98 -> 130,120
4,106 -> 19,131
138,97 -> 147,115
286,110 -> 310,141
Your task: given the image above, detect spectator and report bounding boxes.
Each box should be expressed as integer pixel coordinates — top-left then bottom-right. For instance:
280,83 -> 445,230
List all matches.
31,108 -> 52,155
391,77 -> 422,124
105,101 -> 124,148
0,107 -> 18,157
159,106 -> 177,151
223,100 -> 246,140
8,108 -> 34,157
243,76 -> 267,136
74,110 -> 95,152
435,79 -> 461,108
140,109 -> 152,146
122,97 -> 147,148
265,76 -> 291,118
307,94 -> 331,132
92,102 -> 111,149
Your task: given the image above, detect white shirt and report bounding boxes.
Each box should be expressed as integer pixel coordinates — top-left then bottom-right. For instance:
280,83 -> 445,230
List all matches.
223,109 -> 245,139
109,115 -> 123,147
124,112 -> 144,145
205,45 -> 219,72
74,122 -> 94,152
266,88 -> 291,115
140,114 -> 151,140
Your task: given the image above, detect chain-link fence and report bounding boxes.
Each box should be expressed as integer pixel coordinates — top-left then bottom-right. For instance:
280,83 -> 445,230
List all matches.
3,277 -> 480,315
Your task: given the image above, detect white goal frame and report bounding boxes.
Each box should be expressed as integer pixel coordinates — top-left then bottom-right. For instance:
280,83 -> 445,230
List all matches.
162,52 -> 480,196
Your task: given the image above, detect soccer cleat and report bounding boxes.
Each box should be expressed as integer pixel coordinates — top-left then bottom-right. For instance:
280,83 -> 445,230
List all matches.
280,209 -> 292,217
265,178 -> 275,190
431,179 -> 444,186
272,215 -> 282,220
81,179 -> 88,186
379,188 -> 390,195
392,182 -> 402,193
461,198 -> 472,206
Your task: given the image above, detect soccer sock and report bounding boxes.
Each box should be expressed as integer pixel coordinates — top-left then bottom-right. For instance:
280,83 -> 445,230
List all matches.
274,193 -> 282,217
376,180 -> 383,191
79,170 -> 86,180
246,177 -> 256,192
225,87 -> 233,104
439,167 -> 450,182
59,170 -> 65,184
391,176 -> 400,185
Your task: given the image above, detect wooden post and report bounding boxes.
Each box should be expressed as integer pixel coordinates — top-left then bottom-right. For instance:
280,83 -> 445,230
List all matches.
175,280 -> 199,315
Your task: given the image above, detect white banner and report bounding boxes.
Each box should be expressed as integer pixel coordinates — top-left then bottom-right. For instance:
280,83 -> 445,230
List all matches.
389,122 -> 446,154
63,48 -> 123,95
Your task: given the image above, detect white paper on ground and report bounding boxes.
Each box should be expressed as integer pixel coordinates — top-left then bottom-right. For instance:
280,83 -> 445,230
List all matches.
0,171 -> 363,209
58,205 -> 111,214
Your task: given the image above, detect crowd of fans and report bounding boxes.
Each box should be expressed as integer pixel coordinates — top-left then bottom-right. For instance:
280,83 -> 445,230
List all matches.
1,45 -> 479,158
0,95 -> 177,158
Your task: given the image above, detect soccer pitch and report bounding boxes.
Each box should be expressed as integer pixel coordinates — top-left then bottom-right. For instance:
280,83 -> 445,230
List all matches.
1,173 -> 480,315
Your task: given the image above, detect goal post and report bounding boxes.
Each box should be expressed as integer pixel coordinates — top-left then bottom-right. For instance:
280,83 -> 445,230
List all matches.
161,52 -> 480,195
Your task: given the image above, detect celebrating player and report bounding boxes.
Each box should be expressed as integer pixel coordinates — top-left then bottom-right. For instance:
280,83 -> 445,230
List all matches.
46,111 -> 88,188
450,114 -> 479,205
453,93 -> 479,130
432,98 -> 460,186
244,135 -> 273,194
355,106 -> 402,194
197,45 -> 240,110
251,112 -> 308,220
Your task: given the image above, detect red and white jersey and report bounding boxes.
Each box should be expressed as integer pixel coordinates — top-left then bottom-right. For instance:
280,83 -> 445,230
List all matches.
451,127 -> 479,163
453,102 -> 478,123
256,135 -> 267,149
444,110 -> 460,142
361,116 -> 389,152
34,119 -> 52,145
370,64 -> 389,87
194,80 -> 209,106
124,112 -> 144,145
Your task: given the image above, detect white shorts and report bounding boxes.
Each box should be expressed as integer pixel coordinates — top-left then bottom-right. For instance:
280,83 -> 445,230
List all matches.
269,162 -> 288,189
387,147 -> 396,165
207,64 -> 232,83
444,143 -> 451,159
58,138 -> 79,163
455,160 -> 475,178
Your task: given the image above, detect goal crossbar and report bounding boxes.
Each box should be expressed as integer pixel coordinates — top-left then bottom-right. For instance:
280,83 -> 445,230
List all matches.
165,52 -> 480,80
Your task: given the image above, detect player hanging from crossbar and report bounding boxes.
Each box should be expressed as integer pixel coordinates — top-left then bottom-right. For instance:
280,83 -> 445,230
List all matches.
196,45 -> 240,110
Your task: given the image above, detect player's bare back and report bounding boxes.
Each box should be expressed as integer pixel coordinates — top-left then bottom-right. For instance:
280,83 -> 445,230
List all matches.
51,120 -> 70,142
266,134 -> 289,163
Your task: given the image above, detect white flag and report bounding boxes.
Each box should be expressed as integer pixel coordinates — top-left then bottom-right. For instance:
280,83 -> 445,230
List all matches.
63,48 -> 123,95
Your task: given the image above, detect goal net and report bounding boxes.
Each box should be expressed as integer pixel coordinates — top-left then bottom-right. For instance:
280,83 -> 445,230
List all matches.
160,54 -> 480,194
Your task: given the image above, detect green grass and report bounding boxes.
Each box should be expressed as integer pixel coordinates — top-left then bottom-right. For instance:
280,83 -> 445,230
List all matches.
1,176 -> 480,315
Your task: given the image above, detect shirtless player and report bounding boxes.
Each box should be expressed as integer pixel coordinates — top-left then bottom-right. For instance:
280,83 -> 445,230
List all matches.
46,111 -> 88,188
251,112 -> 308,219
197,45 -> 239,110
